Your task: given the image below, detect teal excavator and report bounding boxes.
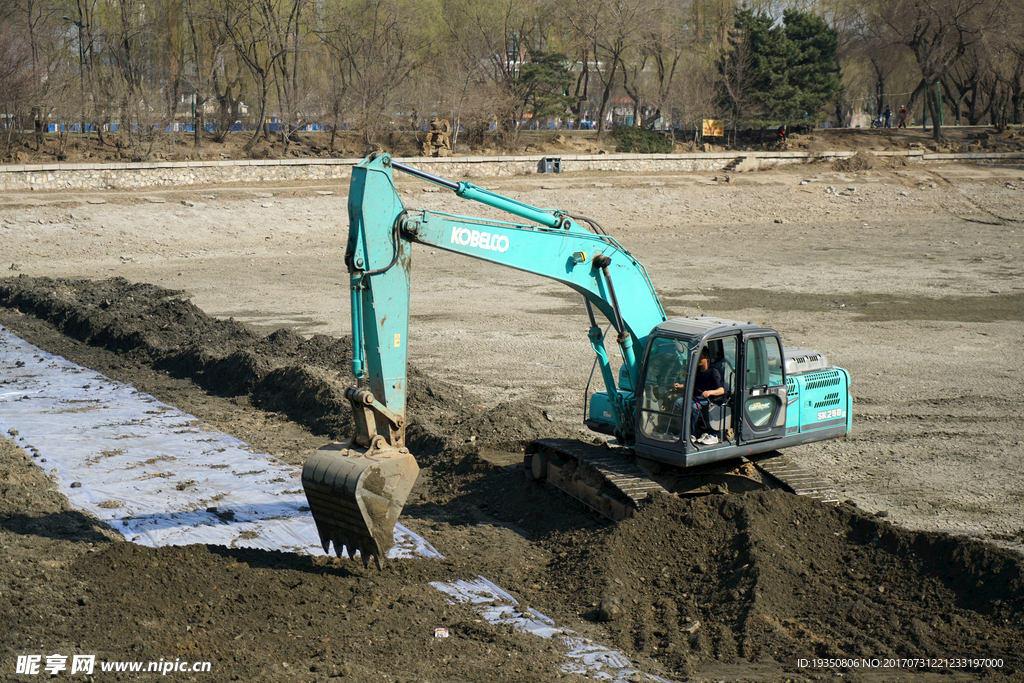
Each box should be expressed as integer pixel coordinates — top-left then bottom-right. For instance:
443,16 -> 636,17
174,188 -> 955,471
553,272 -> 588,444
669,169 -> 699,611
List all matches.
301,153 -> 852,567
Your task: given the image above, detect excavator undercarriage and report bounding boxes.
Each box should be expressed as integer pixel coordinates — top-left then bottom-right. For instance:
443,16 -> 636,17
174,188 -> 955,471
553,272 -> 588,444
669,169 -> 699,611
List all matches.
526,439 -> 839,522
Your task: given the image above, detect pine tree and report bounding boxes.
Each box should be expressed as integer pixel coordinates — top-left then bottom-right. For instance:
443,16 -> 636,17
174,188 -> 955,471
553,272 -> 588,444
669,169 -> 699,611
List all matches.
516,51 -> 576,125
719,9 -> 843,128
783,10 -> 843,127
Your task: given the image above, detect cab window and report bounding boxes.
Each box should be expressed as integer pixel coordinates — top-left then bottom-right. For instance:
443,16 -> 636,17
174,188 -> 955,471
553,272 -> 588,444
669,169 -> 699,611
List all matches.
638,337 -> 692,442
745,336 -> 784,387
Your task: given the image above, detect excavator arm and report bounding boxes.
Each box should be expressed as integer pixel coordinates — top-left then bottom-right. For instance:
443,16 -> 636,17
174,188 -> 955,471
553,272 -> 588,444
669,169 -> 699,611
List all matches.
302,153 -> 667,567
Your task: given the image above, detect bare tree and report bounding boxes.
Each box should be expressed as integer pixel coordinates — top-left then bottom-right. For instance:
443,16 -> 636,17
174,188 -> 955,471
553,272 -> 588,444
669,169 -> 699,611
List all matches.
618,0 -> 679,130
182,0 -> 254,146
942,42 -> 993,125
0,24 -> 40,157
671,54 -> 718,144
316,0 -> 432,149
101,0 -> 178,160
420,38 -> 504,150
1010,39 -> 1024,125
213,0 -> 280,151
437,0 -> 538,144
264,0 -> 311,147
563,0 -> 660,138
841,2 -> 906,120
5,0 -> 77,150
716,12 -> 761,141
983,9 -> 1024,128
688,0 -> 739,52
870,0 -> 1005,141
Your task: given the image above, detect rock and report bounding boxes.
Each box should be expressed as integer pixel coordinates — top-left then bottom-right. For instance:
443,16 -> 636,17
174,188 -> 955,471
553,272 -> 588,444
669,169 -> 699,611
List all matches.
70,481 -> 83,488
598,595 -> 622,622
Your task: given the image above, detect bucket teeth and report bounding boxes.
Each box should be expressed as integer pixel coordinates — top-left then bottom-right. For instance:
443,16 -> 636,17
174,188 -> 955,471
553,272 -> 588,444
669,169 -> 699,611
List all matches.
314,522 -> 384,569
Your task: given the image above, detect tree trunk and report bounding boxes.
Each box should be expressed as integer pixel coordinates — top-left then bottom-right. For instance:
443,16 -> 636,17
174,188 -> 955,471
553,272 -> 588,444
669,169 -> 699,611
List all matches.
32,107 -> 43,151
1012,80 -> 1023,125
194,102 -> 202,148
942,80 -> 962,126
928,83 -> 942,142
905,80 -> 925,126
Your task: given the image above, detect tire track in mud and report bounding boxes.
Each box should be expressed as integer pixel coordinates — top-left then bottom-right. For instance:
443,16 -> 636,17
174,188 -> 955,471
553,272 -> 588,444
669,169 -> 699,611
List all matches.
927,170 -> 1023,225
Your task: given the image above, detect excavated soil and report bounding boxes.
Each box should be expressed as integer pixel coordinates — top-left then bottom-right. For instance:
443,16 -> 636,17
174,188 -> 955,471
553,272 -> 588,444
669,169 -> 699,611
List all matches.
2,161 -> 1023,681
2,275 -> 1022,683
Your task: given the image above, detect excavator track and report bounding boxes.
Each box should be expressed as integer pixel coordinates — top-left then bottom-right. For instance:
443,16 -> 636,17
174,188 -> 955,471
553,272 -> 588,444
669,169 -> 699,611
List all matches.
527,438 -> 668,520
749,453 -> 841,504
527,439 -> 840,521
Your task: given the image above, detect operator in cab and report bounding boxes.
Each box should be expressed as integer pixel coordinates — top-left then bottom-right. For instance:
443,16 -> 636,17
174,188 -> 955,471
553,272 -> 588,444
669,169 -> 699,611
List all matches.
674,347 -> 724,443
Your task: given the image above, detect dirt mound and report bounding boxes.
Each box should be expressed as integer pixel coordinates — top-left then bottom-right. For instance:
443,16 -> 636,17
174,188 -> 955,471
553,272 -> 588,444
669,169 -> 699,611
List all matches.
0,275 -> 558,462
548,491 -> 1024,678
832,150 -> 877,172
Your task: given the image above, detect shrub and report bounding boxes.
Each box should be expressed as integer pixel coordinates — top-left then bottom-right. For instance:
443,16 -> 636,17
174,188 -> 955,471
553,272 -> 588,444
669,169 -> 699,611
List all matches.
613,126 -> 673,153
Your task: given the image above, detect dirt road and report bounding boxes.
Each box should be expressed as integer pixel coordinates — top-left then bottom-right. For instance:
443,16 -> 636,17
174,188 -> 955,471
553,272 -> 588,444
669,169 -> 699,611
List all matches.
1,158 -> 1023,682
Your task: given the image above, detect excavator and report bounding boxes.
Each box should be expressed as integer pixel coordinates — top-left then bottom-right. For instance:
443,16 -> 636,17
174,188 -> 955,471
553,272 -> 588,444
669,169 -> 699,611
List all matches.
301,153 -> 852,567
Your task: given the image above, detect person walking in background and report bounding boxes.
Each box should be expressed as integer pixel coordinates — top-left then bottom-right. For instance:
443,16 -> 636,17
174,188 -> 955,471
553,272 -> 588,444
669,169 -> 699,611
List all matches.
897,105 -> 908,129
884,106 -> 892,128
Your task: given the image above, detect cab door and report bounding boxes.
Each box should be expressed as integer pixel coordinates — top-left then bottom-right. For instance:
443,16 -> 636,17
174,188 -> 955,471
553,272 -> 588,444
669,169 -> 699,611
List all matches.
739,333 -> 787,444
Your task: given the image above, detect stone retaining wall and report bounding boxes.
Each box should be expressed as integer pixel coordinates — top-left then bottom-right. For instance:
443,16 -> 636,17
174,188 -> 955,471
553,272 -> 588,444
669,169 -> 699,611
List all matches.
1,150 -> 1021,192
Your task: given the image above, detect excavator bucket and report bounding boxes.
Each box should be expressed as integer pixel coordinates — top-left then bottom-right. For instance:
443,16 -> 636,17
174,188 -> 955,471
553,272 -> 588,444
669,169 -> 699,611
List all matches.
301,442 -> 419,569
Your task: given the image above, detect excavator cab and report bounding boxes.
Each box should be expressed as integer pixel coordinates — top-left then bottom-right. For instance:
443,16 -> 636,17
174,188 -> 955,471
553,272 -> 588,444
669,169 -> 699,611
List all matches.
632,317 -> 789,467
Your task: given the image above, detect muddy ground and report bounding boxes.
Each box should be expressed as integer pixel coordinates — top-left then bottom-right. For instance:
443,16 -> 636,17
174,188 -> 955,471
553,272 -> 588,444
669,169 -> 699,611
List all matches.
1,157 -> 1023,682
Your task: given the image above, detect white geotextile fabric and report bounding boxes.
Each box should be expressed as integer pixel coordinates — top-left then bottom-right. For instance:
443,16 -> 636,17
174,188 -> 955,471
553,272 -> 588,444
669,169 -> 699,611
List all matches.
431,576 -> 672,682
0,324 -> 441,560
